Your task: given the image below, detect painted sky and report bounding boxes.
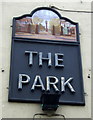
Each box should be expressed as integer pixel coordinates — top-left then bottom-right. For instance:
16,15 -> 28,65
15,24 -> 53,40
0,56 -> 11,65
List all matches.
32,10 -> 59,20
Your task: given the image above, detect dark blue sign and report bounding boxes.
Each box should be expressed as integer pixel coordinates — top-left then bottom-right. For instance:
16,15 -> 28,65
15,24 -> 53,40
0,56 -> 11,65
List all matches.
8,7 -> 85,105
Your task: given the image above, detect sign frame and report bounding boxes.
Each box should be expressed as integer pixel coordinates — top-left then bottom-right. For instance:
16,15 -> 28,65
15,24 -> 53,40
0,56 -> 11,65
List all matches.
8,7 -> 85,105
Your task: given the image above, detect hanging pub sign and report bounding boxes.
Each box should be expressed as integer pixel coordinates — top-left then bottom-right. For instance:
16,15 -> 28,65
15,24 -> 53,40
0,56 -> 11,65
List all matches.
8,7 -> 85,105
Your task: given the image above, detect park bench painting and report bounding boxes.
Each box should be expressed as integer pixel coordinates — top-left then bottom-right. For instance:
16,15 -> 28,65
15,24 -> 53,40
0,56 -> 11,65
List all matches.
15,9 -> 77,41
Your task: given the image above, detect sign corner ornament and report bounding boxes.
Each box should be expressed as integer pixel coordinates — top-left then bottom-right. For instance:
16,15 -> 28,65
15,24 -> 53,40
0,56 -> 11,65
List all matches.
8,7 -> 85,106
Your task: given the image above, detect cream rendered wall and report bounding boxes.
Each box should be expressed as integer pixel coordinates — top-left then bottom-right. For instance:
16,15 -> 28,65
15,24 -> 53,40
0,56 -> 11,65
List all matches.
1,0 -> 92,118
0,1 -> 2,120
91,2 -> 93,120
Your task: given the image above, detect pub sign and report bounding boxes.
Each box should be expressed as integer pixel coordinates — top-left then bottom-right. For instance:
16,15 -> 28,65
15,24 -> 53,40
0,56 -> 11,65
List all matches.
8,7 -> 85,105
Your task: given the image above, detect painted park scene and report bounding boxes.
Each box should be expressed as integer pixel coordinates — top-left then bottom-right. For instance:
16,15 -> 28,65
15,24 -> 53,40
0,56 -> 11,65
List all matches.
15,10 -> 77,41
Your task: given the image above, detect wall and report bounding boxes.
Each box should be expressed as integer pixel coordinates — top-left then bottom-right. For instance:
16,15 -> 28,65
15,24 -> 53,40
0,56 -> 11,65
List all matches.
0,1 -> 2,120
91,2 -> 93,120
1,0 -> 92,118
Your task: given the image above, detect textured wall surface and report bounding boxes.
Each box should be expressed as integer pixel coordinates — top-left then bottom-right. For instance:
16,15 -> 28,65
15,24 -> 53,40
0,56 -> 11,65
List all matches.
1,0 -> 92,119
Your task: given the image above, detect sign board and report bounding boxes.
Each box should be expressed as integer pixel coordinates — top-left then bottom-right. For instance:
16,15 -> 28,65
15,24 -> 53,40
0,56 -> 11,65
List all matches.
8,7 -> 85,105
